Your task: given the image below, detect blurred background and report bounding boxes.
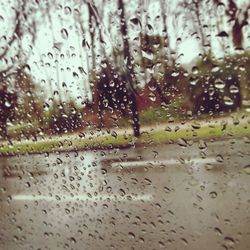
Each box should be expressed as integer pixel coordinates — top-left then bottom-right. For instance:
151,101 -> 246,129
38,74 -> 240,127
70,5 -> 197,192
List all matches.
0,0 -> 250,139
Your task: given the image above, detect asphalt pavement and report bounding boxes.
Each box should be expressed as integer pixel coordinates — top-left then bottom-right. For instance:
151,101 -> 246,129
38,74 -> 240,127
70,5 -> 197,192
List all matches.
0,136 -> 250,250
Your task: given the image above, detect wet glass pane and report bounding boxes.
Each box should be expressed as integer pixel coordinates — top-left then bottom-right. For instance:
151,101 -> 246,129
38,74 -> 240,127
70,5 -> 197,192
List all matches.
0,0 -> 250,249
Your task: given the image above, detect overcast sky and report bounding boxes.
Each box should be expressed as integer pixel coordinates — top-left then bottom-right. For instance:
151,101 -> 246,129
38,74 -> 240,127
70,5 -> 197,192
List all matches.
1,0 -> 250,104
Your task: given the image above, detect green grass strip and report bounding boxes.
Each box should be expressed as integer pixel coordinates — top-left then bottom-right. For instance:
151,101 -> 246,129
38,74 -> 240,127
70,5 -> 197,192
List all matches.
0,122 -> 249,156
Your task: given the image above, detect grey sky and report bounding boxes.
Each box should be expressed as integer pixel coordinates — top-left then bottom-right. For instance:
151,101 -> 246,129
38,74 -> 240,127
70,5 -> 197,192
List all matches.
1,0 -> 249,105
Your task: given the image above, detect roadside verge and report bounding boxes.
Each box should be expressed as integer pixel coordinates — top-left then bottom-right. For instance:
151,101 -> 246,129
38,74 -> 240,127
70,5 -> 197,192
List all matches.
1,115 -> 249,156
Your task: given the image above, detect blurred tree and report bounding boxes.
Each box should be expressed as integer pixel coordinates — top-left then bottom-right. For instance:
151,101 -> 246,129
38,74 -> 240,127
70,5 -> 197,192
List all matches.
190,54 -> 242,114
46,100 -> 83,134
0,85 -> 17,139
213,0 -> 250,49
14,68 -> 44,122
0,0 -> 48,84
95,60 -> 140,137
81,0 -> 141,136
0,0 -> 49,139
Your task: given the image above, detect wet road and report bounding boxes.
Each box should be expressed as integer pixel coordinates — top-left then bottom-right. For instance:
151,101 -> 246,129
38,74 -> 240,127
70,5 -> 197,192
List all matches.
0,137 -> 250,250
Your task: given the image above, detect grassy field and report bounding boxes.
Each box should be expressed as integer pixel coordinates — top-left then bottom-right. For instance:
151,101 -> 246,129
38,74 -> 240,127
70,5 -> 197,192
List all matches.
0,117 -> 249,156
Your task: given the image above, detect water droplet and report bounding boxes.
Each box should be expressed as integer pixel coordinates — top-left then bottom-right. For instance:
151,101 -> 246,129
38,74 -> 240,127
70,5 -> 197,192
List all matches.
208,87 -> 215,96
139,237 -> 145,243
217,31 -> 229,37
101,202 -> 108,209
128,232 -> 135,238
198,140 -> 207,150
192,66 -> 199,74
64,6 -> 71,15
147,23 -> 154,33
229,85 -> 239,94
61,28 -> 68,39
190,76 -> 198,86
235,47 -> 244,54
103,99 -> 108,108
177,37 -> 182,43
158,241 -> 165,247
119,189 -> 126,196
69,237 -> 76,244
130,17 -> 141,26
181,238 -> 188,245
191,122 -> 201,129
211,65 -> 220,72
111,131 -> 117,138
209,191 -> 218,198
56,158 -> 63,165
171,71 -> 179,77
144,178 -> 152,185
214,79 -> 225,89
223,96 -> 234,106
78,230 -> 83,235
142,50 -> 154,60
214,227 -> 222,236
177,138 -> 188,147
47,52 -> 53,59
109,80 -> 115,87
25,182 -> 31,188
168,210 -> 175,216
101,168 -> 107,175
4,101 -> 11,108
239,65 -> 246,71
243,165 -> 250,175
73,72 -> 79,79
148,83 -> 157,91
165,126 -> 172,132
216,154 -> 224,163
205,163 -> 215,171
148,93 -> 156,102
224,236 -> 235,247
